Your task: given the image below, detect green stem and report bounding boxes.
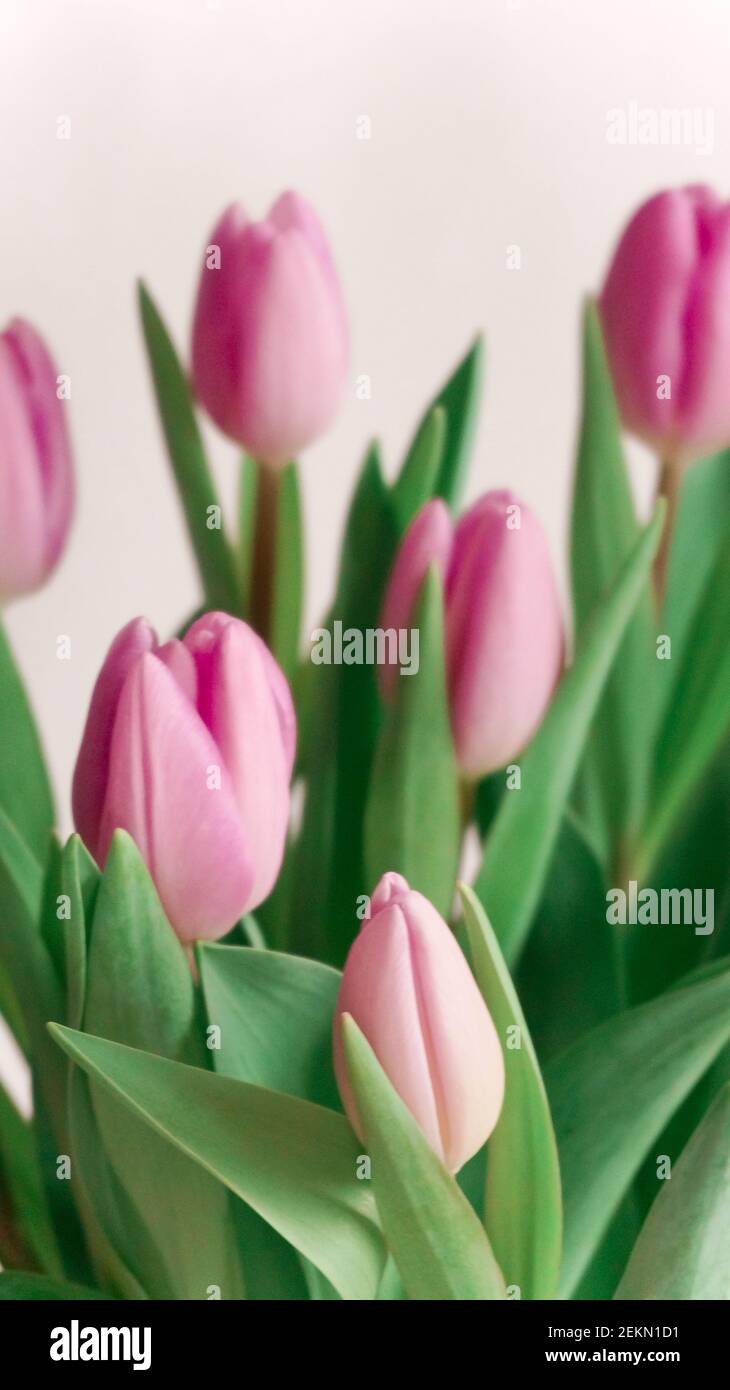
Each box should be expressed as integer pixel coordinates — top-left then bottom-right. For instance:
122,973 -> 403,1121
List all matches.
652,454 -> 684,612
249,462 -> 280,645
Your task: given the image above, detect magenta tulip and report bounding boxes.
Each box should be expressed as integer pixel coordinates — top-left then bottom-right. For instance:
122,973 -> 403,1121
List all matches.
0,318 -> 74,601
600,185 -> 730,459
191,191 -> 348,464
333,872 -> 504,1172
72,611 -> 295,942
379,490 -> 563,777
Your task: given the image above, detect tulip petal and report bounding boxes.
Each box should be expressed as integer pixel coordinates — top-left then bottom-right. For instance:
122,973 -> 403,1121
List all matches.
72,618 -> 158,860
334,902 -> 444,1161
2,318 -> 75,576
678,200 -> 730,450
98,653 -> 254,941
404,890 -> 505,1172
185,618 -> 293,909
599,189 -> 707,446
379,499 -> 452,698
446,491 -> 563,777
0,338 -> 48,597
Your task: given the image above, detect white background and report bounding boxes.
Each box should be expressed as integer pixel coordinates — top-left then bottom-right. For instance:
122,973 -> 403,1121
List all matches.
0,0 -> 727,1093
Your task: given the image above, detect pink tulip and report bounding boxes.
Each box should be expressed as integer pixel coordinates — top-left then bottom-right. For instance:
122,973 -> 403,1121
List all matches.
379,491 -> 563,777
333,872 -> 504,1172
72,611 -> 295,942
0,318 -> 74,601
600,185 -> 730,458
191,191 -> 348,464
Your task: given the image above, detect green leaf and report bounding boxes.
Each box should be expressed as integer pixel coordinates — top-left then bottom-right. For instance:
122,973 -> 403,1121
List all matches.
0,621 -> 54,865
391,405 -> 446,530
49,1024 -> 385,1301
570,302 -> 656,863
661,446 -> 730,664
364,568 -> 460,917
516,812 -> 618,1060
473,504 -> 665,965
546,960 -> 730,1296
61,834 -> 100,1032
341,1014 -> 505,1300
641,540 -> 730,874
419,337 -> 484,508
459,884 -> 561,1299
289,443 -> 399,964
137,281 -> 239,613
616,1084 -> 730,1300
0,1082 -> 62,1276
627,740 -> 730,1004
198,943 -> 341,1109
0,1271 -> 110,1300
83,832 -> 244,1300
67,1065 -> 158,1299
0,808 -> 66,1147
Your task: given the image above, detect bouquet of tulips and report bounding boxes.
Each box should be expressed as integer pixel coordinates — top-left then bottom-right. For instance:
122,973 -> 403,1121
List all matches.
0,186 -> 728,1304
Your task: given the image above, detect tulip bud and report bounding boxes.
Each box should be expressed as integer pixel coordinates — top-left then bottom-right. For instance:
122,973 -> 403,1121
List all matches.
191,191 -> 348,464
0,318 -> 74,601
333,873 -> 504,1172
379,491 -> 563,777
600,185 -> 730,459
72,612 -> 295,942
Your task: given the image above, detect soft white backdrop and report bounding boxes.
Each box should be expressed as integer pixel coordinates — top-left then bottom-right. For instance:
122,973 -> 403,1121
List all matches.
0,0 -> 727,1094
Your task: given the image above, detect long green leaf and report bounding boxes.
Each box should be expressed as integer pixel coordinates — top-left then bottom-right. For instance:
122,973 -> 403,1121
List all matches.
84,832 -> 244,1300
0,1271 -> 109,1300
641,541 -> 730,874
516,812 -> 618,1059
570,301 -> 656,862
546,960 -> 730,1296
474,503 -> 664,964
391,406 -> 446,529
49,1024 -> 385,1301
289,443 -> 399,964
615,1084 -> 730,1300
364,568 -> 460,917
138,281 -> 239,613
419,337 -> 484,508
341,1014 -> 506,1300
0,1082 -> 62,1276
0,622 -> 54,865
459,885 -> 561,1298
198,943 -> 341,1109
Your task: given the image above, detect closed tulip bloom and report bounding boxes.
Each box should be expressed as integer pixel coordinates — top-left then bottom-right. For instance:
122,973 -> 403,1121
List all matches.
333,873 -> 504,1172
600,185 -> 730,458
72,612 -> 295,942
446,490 -> 563,777
379,490 -> 563,777
191,191 -> 348,464
0,318 -> 74,601
378,497 -> 453,698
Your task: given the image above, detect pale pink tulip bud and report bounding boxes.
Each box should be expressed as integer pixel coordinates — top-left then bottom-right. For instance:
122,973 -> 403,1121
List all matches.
191,191 -> 348,464
600,185 -> 730,458
446,491 -> 563,777
378,498 -> 453,698
379,491 -> 563,778
0,318 -> 74,601
334,873 -> 504,1172
72,612 -> 295,942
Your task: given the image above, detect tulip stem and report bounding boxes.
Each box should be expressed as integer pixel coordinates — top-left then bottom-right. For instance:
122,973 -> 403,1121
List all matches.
652,454 -> 683,610
249,462 -> 280,643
